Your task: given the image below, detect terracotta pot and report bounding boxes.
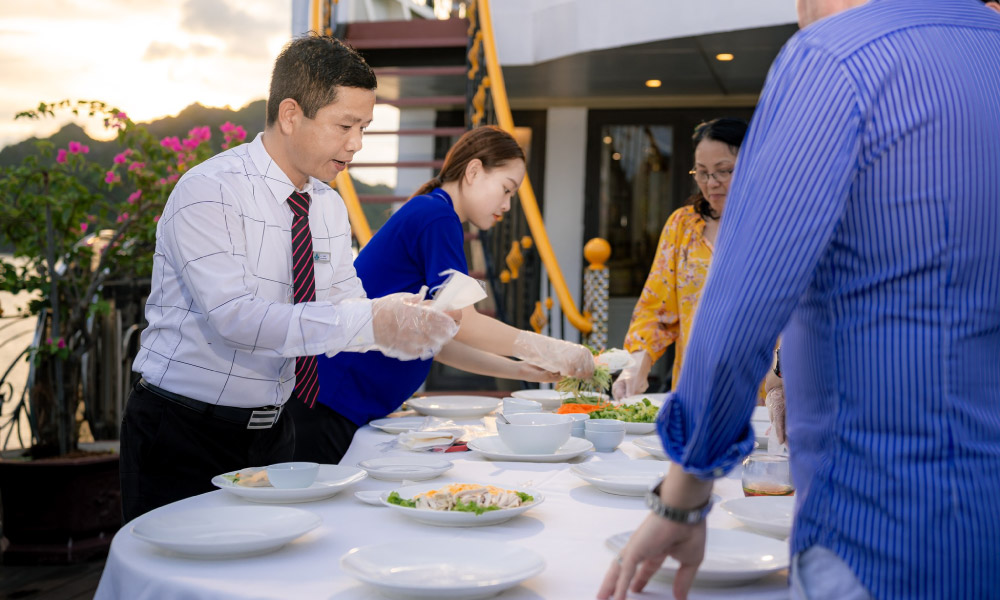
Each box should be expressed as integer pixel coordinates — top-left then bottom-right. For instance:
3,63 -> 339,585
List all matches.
0,450 -> 121,564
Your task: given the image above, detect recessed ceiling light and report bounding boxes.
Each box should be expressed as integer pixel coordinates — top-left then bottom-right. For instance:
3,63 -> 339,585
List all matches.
603,135 -> 613,144
612,152 -> 622,161
645,79 -> 662,88
716,53 -> 734,62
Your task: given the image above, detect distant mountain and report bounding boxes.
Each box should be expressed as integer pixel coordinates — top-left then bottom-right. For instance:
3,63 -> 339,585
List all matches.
0,100 -> 394,197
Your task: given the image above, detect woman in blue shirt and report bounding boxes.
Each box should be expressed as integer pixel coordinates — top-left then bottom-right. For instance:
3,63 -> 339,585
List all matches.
288,126 -> 594,463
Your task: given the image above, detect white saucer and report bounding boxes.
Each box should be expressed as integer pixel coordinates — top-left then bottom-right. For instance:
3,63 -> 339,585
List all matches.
131,506 -> 321,558
407,395 -> 501,418
211,465 -> 367,503
632,435 -> 668,460
368,416 -> 428,434
606,528 -> 789,585
467,435 -> 593,462
719,495 -> 795,538
358,456 -> 453,481
341,539 -> 545,599
571,460 -> 668,496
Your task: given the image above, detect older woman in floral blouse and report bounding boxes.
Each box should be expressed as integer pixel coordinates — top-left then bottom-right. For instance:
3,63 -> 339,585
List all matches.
613,118 -> 752,400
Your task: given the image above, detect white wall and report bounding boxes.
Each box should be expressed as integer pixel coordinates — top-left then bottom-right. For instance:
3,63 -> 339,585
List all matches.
490,0 -> 797,66
541,107 -> 588,343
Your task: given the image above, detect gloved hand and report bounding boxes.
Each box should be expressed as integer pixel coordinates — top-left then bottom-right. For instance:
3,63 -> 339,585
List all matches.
764,382 -> 787,445
371,292 -> 459,360
511,331 -> 595,379
611,350 -> 652,400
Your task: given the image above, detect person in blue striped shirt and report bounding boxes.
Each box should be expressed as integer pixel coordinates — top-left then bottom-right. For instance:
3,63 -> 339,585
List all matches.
599,1 -> 1000,599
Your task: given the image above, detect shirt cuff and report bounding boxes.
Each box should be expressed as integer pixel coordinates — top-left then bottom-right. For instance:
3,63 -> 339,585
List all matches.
657,392 -> 757,480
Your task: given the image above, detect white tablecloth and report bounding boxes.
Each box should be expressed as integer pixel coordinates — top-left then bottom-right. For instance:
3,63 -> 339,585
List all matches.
95,418 -> 789,600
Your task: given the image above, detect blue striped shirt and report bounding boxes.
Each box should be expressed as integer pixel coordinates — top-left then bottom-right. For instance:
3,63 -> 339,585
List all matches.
656,0 -> 1000,597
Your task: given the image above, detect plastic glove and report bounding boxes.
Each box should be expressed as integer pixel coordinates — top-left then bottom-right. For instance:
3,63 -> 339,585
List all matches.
764,384 -> 786,445
611,350 -> 652,401
371,292 -> 459,360
511,331 -> 595,379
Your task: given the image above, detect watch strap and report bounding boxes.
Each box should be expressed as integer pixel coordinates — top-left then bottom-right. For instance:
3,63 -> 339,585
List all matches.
645,480 -> 713,525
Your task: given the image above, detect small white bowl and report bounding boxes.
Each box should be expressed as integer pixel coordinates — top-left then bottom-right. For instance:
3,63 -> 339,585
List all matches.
584,428 -> 625,452
509,389 -> 571,411
496,413 -> 572,454
502,397 -> 543,414
266,462 -> 319,489
566,413 -> 589,437
585,418 -> 626,432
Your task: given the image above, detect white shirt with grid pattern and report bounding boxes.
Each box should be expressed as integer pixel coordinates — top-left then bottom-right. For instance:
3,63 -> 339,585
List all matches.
132,133 -> 375,408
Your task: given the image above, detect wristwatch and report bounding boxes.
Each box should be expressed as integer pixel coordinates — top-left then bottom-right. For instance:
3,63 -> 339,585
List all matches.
645,480 -> 713,525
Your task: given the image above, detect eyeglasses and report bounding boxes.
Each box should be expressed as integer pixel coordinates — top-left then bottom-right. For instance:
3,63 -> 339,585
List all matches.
688,168 -> 734,184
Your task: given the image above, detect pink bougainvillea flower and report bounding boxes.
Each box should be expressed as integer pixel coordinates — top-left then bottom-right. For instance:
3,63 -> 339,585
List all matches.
80,222 -> 88,233
57,338 -> 65,349
168,174 -> 179,183
128,161 -> 145,172
182,137 -> 200,151
68,141 -> 82,153
46,338 -> 53,346
56,148 -> 68,163
105,171 -> 117,184
116,111 -> 128,120
153,215 -> 161,223
116,212 -> 129,223
234,126 -> 247,141
113,152 -> 128,164
127,190 -> 142,204
220,121 -> 234,133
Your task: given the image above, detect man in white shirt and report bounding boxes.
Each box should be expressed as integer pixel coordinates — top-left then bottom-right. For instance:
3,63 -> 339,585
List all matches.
121,35 -> 458,521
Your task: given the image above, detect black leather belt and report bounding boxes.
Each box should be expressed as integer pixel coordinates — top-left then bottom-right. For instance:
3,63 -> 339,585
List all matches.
137,378 -> 283,429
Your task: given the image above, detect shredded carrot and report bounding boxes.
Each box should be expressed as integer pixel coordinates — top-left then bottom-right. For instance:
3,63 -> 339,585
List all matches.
556,403 -> 609,414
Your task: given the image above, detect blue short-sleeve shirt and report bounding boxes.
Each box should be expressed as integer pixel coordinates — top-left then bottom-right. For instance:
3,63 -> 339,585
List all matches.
316,189 -> 467,424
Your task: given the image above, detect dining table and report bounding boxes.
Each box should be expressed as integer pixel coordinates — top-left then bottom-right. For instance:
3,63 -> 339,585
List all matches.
94,404 -> 790,600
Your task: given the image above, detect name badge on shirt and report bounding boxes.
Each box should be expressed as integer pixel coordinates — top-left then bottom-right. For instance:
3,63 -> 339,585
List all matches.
313,252 -> 331,263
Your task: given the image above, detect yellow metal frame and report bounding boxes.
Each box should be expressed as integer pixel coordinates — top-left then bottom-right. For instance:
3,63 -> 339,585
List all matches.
476,0 -> 592,333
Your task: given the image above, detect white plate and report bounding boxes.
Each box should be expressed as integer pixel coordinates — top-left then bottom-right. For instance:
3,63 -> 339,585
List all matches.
381,482 -> 544,527
211,465 -> 367,503
369,416 -> 428,434
571,461 -> 668,496
131,506 -> 321,558
720,495 -> 795,538
358,456 -> 453,481
633,435 -> 669,460
752,405 -> 770,422
467,435 -> 593,462
606,528 -> 789,585
509,389 -> 575,411
623,421 -> 656,434
407,395 -> 501,418
341,539 -> 545,599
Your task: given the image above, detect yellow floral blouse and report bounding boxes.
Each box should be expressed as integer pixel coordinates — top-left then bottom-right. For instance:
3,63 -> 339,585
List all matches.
624,206 -> 710,390
623,206 -> 767,399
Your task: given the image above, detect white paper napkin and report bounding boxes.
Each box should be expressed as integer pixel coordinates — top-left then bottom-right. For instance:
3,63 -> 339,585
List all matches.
430,270 -> 487,312
397,430 -> 456,450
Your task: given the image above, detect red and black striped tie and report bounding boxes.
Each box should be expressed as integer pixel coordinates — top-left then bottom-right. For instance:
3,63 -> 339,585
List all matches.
288,191 -> 319,408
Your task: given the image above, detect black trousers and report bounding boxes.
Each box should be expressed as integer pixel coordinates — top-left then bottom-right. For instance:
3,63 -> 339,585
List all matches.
285,398 -> 360,464
119,382 -> 294,523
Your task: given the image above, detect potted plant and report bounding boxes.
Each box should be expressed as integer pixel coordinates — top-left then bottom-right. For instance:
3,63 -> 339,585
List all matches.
0,100 -> 245,563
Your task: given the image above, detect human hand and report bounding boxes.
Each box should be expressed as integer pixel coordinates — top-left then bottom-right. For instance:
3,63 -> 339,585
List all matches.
371,292 -> 459,360
517,362 -> 561,384
511,331 -> 595,379
611,350 -> 652,400
597,512 -> 707,600
764,383 -> 786,444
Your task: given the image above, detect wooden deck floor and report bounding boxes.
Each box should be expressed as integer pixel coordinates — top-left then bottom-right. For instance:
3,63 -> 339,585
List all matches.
0,559 -> 105,600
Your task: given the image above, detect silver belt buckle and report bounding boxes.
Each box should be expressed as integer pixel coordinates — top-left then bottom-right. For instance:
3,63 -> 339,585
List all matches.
247,406 -> 281,429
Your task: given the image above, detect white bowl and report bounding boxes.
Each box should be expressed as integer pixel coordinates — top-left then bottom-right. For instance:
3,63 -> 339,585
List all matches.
502,397 -> 543,414
566,413 -> 589,437
266,462 -> 319,489
585,418 -> 626,432
496,413 -> 572,454
584,428 -> 625,452
509,389 -> 571,411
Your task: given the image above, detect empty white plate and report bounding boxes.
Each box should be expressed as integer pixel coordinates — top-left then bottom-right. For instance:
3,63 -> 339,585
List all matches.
606,528 -> 789,585
407,395 -> 501,418
467,435 -> 593,462
381,482 -> 543,527
358,455 -> 453,481
633,435 -> 669,460
211,464 -> 367,503
720,495 -> 795,538
571,460 -> 668,496
341,539 -> 545,599
369,416 -> 428,434
131,505 -> 321,558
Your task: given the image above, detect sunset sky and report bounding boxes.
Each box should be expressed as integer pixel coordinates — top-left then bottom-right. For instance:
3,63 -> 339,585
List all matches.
0,0 -> 399,185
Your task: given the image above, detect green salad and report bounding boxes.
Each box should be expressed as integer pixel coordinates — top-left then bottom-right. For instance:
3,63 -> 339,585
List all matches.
589,397 -> 659,423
